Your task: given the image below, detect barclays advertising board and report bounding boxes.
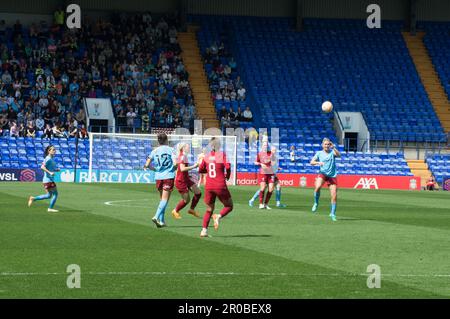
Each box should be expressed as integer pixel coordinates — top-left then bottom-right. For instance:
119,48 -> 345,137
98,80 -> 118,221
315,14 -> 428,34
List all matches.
55,169 -> 156,184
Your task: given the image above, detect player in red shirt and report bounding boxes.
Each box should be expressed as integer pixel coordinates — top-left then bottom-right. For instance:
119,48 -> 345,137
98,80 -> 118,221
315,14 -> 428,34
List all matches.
198,137 -> 233,237
255,141 -> 275,209
172,143 -> 202,219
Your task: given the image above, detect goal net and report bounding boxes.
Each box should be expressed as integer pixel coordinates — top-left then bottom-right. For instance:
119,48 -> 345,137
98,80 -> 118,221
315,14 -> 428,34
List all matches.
88,133 -> 238,185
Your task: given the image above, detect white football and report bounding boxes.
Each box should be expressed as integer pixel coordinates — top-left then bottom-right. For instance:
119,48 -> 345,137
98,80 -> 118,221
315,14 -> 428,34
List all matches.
322,101 -> 333,113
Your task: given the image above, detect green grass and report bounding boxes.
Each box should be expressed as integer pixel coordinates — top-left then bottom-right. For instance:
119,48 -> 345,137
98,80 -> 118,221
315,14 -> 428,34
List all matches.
0,182 -> 449,298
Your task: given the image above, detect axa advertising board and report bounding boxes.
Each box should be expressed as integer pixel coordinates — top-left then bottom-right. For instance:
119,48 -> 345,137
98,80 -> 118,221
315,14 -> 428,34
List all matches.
236,173 -> 420,190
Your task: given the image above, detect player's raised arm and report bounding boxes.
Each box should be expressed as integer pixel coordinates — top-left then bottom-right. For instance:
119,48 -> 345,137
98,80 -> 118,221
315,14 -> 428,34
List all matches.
331,143 -> 341,158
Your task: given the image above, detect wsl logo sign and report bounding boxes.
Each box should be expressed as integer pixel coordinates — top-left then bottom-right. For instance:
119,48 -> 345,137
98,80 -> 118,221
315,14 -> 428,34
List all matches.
0,169 -> 42,182
20,169 -> 36,182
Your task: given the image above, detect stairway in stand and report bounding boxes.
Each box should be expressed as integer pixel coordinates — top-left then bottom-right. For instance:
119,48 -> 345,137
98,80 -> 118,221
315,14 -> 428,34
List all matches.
403,32 -> 450,133
178,26 -> 219,129
406,159 -> 433,188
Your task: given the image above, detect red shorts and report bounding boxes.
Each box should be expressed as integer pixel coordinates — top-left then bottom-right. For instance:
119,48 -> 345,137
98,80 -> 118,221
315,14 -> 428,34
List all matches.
43,182 -> 57,190
175,178 -> 195,194
318,174 -> 337,186
204,188 -> 232,205
156,179 -> 175,192
259,174 -> 276,184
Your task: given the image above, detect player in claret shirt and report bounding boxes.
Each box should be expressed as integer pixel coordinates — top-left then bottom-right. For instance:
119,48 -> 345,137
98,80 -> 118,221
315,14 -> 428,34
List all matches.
171,143 -> 202,219
254,141 -> 275,209
198,137 -> 233,238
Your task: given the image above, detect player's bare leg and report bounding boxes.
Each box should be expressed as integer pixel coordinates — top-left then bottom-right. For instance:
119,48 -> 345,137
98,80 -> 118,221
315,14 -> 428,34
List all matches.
187,185 -> 201,218
213,197 -> 233,231
28,196 -> 34,207
312,177 -> 325,213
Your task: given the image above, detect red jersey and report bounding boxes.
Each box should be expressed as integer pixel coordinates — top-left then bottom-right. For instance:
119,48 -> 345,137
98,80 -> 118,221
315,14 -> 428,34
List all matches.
198,151 -> 231,190
175,152 -> 190,183
256,151 -> 274,175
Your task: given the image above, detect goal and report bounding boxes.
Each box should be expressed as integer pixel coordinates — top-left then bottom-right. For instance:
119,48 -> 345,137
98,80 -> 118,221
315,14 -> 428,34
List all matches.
87,132 -> 238,185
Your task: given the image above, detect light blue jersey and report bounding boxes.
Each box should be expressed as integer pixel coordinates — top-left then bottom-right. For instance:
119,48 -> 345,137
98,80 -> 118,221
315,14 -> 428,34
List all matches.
313,150 -> 337,178
42,156 -> 57,183
148,145 -> 176,180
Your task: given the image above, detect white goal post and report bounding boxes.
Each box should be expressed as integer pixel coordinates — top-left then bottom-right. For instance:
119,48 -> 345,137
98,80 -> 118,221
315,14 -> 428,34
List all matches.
88,132 -> 238,185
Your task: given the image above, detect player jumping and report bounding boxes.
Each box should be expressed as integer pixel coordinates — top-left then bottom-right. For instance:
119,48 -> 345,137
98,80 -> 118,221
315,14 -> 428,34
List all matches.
310,138 -> 341,221
249,146 -> 286,208
171,143 -> 202,219
254,141 -> 275,209
144,133 -> 176,228
198,137 -> 233,238
28,145 -> 60,212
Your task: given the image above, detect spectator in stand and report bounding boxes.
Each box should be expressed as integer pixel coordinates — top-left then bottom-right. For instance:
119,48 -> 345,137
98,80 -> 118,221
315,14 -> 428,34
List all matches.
52,123 -> 65,138
35,115 -> 45,132
290,145 -> 296,162
79,124 -> 88,139
243,106 -> 253,122
26,121 -> 36,138
126,108 -> 137,128
141,113 -> 150,132
9,121 -> 20,137
426,176 -> 437,191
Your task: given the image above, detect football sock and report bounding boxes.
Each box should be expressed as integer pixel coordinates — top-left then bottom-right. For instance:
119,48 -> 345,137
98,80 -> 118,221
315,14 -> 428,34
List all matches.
314,191 -> 320,205
190,193 -> 201,209
219,206 -> 233,218
275,185 -> 281,202
259,190 -> 265,204
203,211 -> 212,228
49,190 -> 58,209
155,200 -> 168,223
251,190 -> 260,202
331,203 -> 337,216
175,199 -> 187,212
34,193 -> 51,201
264,191 -> 273,205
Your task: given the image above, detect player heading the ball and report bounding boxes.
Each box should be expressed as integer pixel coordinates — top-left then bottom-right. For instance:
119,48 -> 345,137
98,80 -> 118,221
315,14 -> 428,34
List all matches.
310,138 -> 341,221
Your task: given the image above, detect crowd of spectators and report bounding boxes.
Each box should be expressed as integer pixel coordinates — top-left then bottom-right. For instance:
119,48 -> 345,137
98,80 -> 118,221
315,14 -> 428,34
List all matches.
0,10 -> 197,138
203,41 -> 252,130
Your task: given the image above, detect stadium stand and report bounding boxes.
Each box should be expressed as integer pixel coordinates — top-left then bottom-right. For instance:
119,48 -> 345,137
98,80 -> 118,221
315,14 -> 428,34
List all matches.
422,22 -> 450,102
426,153 -> 450,185
191,15 -> 447,145
0,12 -> 197,137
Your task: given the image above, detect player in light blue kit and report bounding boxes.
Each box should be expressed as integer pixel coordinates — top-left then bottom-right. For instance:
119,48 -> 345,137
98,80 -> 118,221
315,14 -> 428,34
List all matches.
310,138 -> 341,221
144,133 -> 177,228
28,145 -> 60,212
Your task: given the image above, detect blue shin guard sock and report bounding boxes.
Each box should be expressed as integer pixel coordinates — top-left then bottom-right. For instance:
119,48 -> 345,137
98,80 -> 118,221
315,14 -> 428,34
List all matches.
251,190 -> 260,202
314,191 -> 320,205
49,191 -> 58,209
155,200 -> 168,224
331,203 -> 337,216
34,193 -> 51,201
276,187 -> 281,203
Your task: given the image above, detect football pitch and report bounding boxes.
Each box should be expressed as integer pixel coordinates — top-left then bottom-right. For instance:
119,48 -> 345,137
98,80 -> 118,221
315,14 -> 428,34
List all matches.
0,182 -> 449,298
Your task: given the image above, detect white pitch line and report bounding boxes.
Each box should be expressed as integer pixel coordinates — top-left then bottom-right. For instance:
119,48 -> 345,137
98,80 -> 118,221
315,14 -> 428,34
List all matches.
1,271 -> 449,278
104,199 -> 150,208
